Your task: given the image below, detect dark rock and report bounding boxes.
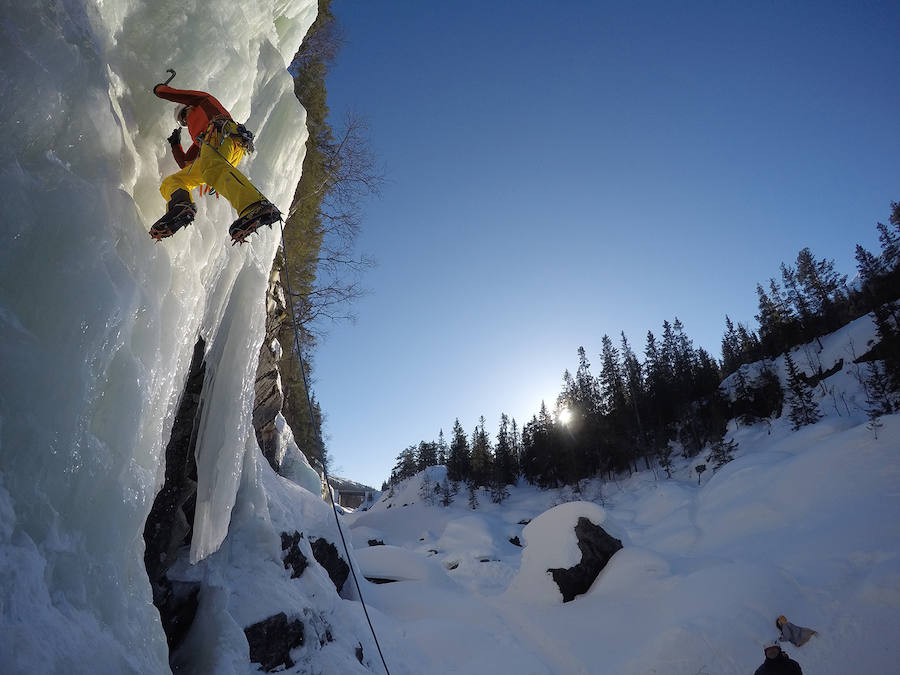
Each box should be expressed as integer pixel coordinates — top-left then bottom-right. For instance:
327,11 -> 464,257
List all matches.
518,519 -> 531,525
355,643 -> 364,664
548,517 -> 623,603
364,577 -> 397,585
245,612 -> 304,672
143,337 -> 206,656
253,269 -> 288,472
509,536 -> 522,547
281,531 -> 309,579
311,538 -> 350,593
368,539 -> 384,547
153,578 -> 201,652
797,358 -> 844,387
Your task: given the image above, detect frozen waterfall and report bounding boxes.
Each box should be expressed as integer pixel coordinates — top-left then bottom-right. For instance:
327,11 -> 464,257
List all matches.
0,0 -> 320,671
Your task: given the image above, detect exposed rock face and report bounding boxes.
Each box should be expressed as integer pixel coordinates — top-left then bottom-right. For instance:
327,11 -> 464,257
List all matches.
311,538 -> 350,593
254,267 -> 288,472
281,530 -> 309,579
143,336 -> 206,655
244,612 -> 305,672
548,517 -> 623,603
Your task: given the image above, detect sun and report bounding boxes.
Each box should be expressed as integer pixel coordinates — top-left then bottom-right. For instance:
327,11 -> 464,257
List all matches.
558,407 -> 573,426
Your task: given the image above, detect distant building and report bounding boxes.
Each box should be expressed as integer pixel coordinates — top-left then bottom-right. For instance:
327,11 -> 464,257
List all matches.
328,476 -> 377,509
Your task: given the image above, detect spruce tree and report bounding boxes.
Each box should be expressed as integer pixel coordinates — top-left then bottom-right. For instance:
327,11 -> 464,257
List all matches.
467,483 -> 479,510
439,478 -> 454,506
419,472 -> 436,506
494,413 -> 518,487
721,316 -> 742,375
447,418 -> 470,483
795,247 -> 847,317
706,437 -> 738,471
469,416 -> 493,488
784,352 -> 822,430
416,440 -> 438,471
436,429 -> 448,466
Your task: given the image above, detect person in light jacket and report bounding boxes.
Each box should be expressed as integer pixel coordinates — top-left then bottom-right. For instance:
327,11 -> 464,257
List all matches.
776,615 -> 817,647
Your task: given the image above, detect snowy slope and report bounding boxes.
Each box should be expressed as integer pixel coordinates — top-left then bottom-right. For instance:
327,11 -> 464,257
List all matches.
0,1 -> 374,673
347,322 -> 900,675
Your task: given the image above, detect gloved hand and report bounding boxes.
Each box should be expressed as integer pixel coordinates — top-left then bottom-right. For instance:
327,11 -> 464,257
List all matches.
167,128 -> 182,146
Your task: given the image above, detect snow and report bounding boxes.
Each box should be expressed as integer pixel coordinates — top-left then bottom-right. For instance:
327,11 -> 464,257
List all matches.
346,322 -> 900,674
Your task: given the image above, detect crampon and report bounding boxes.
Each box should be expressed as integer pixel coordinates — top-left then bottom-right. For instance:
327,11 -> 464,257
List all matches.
229,201 -> 282,245
149,202 -> 196,241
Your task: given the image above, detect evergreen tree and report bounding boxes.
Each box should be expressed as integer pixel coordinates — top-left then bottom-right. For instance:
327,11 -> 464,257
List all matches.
672,318 -> 697,395
621,332 -> 648,464
721,316 -> 742,375
877,221 -> 899,271
439,478 -> 454,506
391,445 -> 418,482
706,436 -> 738,471
784,352 -> 822,430
436,429 -> 448,466
736,322 -> 761,363
469,416 -> 493,488
510,417 -> 523,472
493,413 -> 518,486
446,418 -> 470,482
781,262 -> 815,341
467,482 -> 479,510
419,472 -> 436,506
795,247 -> 847,318
416,440 -> 438,471
854,244 -> 884,287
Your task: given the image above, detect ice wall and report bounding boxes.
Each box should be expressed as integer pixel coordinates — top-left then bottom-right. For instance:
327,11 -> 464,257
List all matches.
0,0 -> 317,671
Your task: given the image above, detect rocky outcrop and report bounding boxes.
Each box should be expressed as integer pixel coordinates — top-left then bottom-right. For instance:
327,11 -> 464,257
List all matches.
254,266 -> 289,472
548,517 -> 623,602
311,537 -> 350,593
143,336 -> 206,655
244,612 -> 305,672
281,530 -> 310,579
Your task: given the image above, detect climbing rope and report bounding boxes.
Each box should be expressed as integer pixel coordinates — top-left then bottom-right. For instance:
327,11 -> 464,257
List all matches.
277,222 -> 392,675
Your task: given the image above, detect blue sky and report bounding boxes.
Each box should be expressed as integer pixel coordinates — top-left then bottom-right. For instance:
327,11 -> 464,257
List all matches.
311,1 -> 899,487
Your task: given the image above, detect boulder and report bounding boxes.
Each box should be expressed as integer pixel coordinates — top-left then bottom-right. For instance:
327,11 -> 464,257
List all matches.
311,538 -> 350,593
281,531 -> 309,579
244,612 -> 304,672
548,517 -> 623,602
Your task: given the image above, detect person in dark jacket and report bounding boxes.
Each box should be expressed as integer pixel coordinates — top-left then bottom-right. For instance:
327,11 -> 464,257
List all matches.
754,643 -> 803,675
149,83 -> 280,243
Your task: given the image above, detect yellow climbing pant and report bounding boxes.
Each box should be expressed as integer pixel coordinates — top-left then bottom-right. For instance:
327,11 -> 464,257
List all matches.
160,126 -> 265,216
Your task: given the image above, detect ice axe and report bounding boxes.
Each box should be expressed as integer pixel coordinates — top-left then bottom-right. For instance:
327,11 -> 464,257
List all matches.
162,69 -> 176,86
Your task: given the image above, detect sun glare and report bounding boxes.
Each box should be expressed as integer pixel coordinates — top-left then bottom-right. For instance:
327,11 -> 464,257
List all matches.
558,407 -> 573,426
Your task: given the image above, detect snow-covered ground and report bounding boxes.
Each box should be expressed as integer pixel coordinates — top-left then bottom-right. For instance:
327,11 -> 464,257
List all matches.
346,323 -> 900,674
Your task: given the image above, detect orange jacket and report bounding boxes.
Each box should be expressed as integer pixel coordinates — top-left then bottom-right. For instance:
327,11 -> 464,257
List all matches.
154,84 -> 232,168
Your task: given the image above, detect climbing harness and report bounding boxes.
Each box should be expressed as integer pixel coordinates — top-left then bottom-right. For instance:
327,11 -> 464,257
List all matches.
200,116 -> 255,154
278,222 -> 392,675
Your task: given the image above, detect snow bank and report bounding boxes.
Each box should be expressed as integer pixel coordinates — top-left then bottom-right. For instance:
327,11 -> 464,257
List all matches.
506,500 -> 611,603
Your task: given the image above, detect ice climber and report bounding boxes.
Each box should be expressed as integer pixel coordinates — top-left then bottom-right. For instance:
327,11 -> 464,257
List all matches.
776,615 -> 817,647
150,81 -> 281,243
754,642 -> 803,675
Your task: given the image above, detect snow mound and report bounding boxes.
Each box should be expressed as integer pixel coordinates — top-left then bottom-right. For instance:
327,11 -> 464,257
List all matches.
506,500 -> 611,603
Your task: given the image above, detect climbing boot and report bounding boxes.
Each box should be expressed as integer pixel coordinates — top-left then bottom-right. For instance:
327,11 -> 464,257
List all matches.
229,200 -> 281,245
149,189 -> 196,240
